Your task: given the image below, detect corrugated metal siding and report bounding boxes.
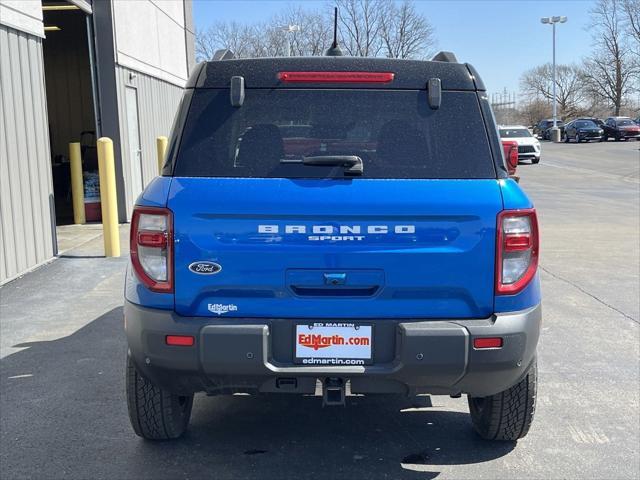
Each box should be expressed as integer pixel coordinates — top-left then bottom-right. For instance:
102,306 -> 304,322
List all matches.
0,25 -> 55,284
115,65 -> 183,218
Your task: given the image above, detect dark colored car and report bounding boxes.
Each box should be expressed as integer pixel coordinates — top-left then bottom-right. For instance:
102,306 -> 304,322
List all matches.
603,117 -> 640,141
533,119 -> 565,140
564,119 -> 604,143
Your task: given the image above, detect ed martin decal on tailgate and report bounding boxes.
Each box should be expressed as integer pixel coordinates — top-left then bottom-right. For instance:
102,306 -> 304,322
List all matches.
208,304 -> 238,315
258,224 -> 416,242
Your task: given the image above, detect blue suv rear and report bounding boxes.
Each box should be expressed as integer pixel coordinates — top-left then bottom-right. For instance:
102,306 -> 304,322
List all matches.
124,54 -> 541,441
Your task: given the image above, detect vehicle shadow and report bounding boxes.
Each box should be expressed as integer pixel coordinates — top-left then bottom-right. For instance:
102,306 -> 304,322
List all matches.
0,308 -> 515,480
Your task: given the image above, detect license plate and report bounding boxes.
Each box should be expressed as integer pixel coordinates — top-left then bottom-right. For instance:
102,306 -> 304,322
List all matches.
294,323 -> 373,365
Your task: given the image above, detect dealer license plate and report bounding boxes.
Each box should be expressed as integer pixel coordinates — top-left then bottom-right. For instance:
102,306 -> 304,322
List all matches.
294,323 -> 373,365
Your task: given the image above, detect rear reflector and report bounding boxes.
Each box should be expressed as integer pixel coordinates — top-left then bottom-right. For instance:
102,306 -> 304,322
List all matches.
473,337 -> 503,349
278,71 -> 395,83
166,335 -> 195,347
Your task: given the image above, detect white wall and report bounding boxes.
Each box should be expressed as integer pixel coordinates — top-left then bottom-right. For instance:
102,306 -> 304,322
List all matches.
112,0 -> 189,87
0,0 -> 43,37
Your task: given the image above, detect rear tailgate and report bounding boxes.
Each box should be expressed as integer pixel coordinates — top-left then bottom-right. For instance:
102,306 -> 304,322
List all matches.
169,177 -> 502,318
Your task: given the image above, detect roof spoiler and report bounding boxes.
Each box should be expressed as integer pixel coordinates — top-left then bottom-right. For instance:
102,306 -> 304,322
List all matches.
212,49 -> 235,61
431,51 -> 458,63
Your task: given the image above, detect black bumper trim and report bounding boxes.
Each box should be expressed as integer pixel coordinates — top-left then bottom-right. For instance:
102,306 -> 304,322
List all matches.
125,301 -> 541,397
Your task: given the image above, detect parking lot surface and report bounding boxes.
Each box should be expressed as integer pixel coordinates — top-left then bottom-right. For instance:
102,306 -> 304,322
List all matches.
1,141 -> 638,479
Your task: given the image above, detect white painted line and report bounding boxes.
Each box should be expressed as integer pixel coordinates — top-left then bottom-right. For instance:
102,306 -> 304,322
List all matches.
8,374 -> 33,379
539,161 -> 640,184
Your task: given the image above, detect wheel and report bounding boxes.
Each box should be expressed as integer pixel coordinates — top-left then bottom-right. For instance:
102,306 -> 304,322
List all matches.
126,355 -> 194,440
575,135 -> 581,143
467,360 -> 537,441
532,158 -> 540,164
564,134 -> 569,143
615,134 -> 621,141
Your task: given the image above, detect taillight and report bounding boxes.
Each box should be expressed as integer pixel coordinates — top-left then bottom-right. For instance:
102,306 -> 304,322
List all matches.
501,140 -> 518,175
496,209 -> 539,295
130,206 -> 173,293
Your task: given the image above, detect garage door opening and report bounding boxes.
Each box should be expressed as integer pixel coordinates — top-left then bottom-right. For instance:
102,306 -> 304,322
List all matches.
42,2 -> 100,231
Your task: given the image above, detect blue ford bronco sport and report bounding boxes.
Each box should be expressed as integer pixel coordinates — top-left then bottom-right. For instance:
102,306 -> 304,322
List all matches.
125,51 -> 541,441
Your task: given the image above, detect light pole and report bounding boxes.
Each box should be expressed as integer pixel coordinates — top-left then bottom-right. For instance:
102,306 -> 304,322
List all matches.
541,16 -> 567,142
279,24 -> 300,57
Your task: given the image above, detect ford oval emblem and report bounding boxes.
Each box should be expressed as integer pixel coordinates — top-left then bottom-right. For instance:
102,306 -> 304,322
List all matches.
188,261 -> 222,275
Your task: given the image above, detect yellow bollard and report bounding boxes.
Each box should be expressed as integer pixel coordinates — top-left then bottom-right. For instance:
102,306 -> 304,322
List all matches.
68,142 -> 86,225
97,137 -> 121,257
156,136 -> 168,174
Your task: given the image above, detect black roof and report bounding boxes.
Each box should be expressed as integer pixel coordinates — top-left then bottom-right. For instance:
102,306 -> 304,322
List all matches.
186,57 -> 485,91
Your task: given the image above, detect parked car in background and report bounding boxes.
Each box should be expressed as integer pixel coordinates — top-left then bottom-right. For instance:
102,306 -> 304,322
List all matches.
576,117 -> 605,129
603,117 -> 640,141
499,125 -> 541,163
564,119 -> 604,143
533,119 -> 565,140
633,117 -> 640,126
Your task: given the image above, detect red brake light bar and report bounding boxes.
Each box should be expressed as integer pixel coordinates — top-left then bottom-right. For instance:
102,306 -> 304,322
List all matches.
278,71 -> 395,84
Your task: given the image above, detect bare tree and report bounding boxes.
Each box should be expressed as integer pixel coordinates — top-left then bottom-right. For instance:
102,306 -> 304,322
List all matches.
520,63 -> 588,118
195,22 -> 258,61
272,6 -> 333,56
333,0 -> 385,57
583,0 -> 639,115
518,99 -> 553,127
623,0 -> 640,47
380,0 -> 436,59
195,1 -> 437,61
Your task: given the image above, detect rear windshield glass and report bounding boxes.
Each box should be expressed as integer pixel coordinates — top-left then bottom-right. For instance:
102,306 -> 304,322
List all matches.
499,128 -> 531,138
174,89 -> 496,179
575,121 -> 596,128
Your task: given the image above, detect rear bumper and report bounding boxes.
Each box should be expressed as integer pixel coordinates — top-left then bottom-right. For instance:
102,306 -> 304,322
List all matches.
125,301 -> 541,398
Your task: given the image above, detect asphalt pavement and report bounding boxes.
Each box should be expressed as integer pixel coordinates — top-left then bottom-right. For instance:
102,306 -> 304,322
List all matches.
0,140 -> 638,479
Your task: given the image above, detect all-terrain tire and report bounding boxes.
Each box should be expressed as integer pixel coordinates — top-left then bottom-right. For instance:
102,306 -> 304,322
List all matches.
467,360 -> 537,441
126,355 -> 194,440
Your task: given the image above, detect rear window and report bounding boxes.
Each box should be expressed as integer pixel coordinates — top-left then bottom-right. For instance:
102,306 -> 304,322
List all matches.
174,89 -> 496,179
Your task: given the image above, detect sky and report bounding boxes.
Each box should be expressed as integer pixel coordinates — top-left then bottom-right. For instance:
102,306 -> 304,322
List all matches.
192,0 -> 596,97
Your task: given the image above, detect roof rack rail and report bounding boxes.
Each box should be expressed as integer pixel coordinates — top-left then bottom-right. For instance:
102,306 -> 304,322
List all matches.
431,51 -> 458,63
212,49 -> 235,61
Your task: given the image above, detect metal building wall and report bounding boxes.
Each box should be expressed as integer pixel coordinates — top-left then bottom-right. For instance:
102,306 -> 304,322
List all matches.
0,25 -> 55,284
115,65 -> 183,218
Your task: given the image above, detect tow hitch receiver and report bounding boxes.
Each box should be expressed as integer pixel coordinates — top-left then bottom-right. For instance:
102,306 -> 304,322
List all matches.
323,378 -> 346,406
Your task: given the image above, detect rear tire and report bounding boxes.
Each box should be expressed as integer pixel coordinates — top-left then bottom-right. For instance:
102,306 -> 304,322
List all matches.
467,360 -> 537,441
126,356 -> 194,440
532,158 -> 540,164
